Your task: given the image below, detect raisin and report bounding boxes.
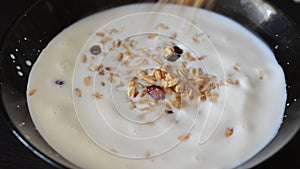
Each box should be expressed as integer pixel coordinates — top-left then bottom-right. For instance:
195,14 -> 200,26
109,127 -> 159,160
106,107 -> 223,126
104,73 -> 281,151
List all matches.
146,85 -> 165,100
166,110 -> 173,114
90,45 -> 101,55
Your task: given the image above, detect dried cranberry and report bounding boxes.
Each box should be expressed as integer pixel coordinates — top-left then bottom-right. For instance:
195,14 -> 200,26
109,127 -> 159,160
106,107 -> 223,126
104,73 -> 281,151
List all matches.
146,85 -> 165,100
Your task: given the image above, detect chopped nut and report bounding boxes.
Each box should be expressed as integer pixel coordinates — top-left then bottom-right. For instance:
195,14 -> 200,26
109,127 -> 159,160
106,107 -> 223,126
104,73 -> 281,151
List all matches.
81,55 -> 87,63
92,92 -> 103,99
29,89 -> 37,96
84,76 -> 93,86
226,128 -> 234,137
178,133 -> 190,141
74,88 -> 82,97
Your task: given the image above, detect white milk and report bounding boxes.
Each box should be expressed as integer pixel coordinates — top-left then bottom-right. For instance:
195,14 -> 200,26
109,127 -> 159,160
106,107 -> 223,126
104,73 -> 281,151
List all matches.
27,3 -> 286,169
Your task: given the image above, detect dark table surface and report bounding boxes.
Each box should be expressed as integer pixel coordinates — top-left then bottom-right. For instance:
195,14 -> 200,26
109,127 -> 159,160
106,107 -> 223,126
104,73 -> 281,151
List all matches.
0,0 -> 299,169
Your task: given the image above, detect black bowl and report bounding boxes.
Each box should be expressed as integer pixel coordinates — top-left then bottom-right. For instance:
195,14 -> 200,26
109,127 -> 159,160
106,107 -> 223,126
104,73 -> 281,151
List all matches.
0,0 -> 299,168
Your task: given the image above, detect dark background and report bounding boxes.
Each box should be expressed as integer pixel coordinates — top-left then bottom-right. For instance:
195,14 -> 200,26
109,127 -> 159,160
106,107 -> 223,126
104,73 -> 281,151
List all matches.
0,0 -> 299,169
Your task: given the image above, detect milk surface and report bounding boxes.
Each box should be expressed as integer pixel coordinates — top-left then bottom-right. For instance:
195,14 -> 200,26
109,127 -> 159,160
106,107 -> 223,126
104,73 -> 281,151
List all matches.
27,3 -> 286,169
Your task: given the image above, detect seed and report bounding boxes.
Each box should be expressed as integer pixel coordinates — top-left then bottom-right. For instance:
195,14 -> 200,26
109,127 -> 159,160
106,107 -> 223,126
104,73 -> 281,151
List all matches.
90,45 -> 101,55
101,82 -> 105,86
